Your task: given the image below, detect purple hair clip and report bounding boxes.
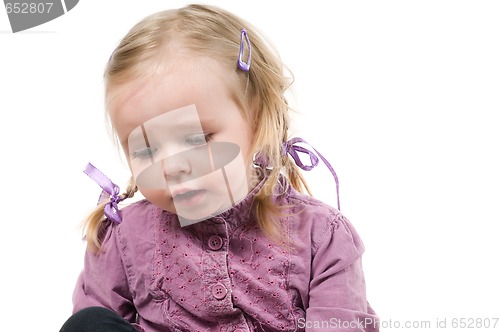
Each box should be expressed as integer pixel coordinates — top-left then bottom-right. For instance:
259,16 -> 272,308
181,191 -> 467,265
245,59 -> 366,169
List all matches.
284,138 -> 341,211
237,28 -> 251,72
83,163 -> 124,224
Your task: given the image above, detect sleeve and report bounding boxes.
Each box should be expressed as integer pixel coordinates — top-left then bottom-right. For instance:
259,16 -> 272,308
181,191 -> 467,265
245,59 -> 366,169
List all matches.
305,213 -> 379,332
72,222 -> 137,323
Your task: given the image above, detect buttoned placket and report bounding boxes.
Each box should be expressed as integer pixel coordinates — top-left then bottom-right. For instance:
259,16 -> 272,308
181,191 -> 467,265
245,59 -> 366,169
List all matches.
199,216 -> 252,332
201,216 -> 231,306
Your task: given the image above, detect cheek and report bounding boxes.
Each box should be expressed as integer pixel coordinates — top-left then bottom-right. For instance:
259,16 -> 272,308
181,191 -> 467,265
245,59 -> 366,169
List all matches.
139,188 -> 174,212
209,146 -> 251,202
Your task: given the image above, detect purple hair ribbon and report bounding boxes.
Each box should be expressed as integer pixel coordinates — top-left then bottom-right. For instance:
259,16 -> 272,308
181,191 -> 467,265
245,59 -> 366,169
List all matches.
83,163 -> 123,224
284,137 -> 341,210
237,28 -> 251,71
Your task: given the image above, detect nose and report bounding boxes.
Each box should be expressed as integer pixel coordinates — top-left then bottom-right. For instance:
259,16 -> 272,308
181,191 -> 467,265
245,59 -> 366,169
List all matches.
161,152 -> 191,180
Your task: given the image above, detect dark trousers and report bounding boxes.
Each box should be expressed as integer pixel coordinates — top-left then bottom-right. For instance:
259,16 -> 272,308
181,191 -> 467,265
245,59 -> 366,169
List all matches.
60,307 -> 137,332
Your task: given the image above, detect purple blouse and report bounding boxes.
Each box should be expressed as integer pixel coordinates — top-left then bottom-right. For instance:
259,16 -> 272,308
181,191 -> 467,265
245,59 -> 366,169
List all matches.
73,179 -> 378,331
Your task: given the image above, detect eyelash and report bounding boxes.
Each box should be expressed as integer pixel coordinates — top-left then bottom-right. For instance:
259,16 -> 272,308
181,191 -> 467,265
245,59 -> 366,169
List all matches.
185,133 -> 214,146
132,147 -> 157,160
131,133 -> 214,160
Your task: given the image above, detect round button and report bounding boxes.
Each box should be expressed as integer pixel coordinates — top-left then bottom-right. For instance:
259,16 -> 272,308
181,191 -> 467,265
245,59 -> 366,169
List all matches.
212,282 -> 227,300
208,235 -> 223,250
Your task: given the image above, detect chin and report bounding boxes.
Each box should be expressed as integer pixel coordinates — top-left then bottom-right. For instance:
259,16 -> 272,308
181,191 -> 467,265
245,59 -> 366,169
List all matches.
176,206 -> 220,223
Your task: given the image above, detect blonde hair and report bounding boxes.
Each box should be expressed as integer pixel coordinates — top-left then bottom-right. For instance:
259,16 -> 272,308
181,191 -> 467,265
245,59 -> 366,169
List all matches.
84,4 -> 310,252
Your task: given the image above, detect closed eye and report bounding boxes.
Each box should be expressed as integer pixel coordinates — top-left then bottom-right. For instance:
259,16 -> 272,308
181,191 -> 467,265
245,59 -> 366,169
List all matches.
185,133 -> 214,146
132,147 -> 158,159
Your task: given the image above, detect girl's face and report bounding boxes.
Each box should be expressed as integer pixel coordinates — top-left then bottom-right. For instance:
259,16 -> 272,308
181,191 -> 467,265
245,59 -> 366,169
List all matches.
106,56 -> 255,225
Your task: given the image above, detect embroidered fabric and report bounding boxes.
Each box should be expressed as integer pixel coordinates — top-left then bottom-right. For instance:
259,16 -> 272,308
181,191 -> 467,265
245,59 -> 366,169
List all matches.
147,176 -> 303,331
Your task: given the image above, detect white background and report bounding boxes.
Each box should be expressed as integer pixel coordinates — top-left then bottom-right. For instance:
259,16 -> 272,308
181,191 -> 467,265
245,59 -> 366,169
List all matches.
1,1 -> 499,331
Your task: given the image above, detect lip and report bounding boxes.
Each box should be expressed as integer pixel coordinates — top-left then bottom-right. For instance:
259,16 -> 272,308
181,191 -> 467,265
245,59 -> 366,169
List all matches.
171,188 -> 207,208
171,187 -> 197,197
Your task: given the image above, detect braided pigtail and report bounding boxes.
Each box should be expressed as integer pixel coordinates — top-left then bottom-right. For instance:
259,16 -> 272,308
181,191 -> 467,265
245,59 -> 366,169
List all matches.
83,176 -> 138,253
251,143 -> 313,248
283,154 -> 312,196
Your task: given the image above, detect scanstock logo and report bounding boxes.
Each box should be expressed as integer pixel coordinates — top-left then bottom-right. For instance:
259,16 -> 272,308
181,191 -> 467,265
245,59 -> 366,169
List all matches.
3,0 -> 79,33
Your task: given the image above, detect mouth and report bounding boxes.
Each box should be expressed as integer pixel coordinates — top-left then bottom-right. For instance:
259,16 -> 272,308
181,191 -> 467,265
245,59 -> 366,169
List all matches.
172,189 -> 207,207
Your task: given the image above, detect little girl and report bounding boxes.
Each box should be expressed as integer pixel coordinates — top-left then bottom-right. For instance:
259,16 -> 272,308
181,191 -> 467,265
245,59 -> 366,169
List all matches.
61,4 -> 378,332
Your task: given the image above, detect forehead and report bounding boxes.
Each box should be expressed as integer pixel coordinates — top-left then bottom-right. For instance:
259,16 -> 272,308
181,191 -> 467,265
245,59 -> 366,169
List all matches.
106,57 -> 239,145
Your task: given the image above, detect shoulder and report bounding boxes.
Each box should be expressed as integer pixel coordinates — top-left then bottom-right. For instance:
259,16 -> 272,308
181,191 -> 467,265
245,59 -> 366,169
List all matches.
283,187 -> 365,260
120,199 -> 154,221
283,186 -> 342,233
109,199 -> 160,247
285,187 -> 339,220
102,199 -> 168,279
